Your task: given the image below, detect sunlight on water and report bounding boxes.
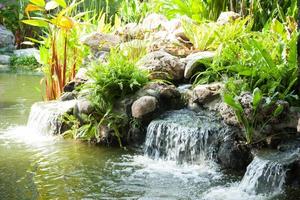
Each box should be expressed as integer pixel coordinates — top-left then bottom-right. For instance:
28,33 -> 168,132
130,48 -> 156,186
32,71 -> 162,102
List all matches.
0,126 -> 57,147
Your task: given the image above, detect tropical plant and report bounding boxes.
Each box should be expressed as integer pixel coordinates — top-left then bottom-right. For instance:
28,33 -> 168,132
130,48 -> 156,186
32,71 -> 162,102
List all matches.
193,19 -> 298,144
182,16 -> 252,51
23,0 -> 88,100
118,0 -> 150,23
152,0 -> 229,22
64,49 -> 149,144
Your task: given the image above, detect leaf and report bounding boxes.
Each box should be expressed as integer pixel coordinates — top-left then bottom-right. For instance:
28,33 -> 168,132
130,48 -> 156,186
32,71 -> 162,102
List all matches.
29,0 -> 45,7
25,4 -> 44,18
252,88 -> 262,110
273,104 -> 284,117
54,0 -> 67,8
52,16 -> 74,30
45,0 -> 59,11
223,93 -> 243,112
22,19 -> 48,28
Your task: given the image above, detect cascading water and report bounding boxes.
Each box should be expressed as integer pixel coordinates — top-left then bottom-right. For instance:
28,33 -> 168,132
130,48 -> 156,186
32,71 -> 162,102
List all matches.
27,100 -> 77,135
239,150 -> 300,195
144,109 -> 234,164
239,157 -> 286,195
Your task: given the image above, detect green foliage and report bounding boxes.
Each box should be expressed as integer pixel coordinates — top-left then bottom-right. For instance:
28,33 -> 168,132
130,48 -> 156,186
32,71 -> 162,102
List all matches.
23,0 -> 89,100
69,49 -> 149,144
118,0 -> 150,23
152,0 -> 229,22
182,16 -> 252,51
193,19 -> 298,144
10,55 -> 40,72
88,49 -> 149,112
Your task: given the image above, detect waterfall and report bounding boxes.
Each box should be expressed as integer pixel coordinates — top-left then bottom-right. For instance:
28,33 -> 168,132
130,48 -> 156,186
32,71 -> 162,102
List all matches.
239,150 -> 299,195
144,109 -> 233,164
27,100 -> 76,135
239,157 -> 286,195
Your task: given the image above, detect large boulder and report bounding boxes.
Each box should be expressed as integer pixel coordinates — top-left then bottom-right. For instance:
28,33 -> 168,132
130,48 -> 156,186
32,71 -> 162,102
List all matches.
183,51 -> 215,79
81,32 -> 121,52
0,25 -> 15,50
137,50 -> 185,80
191,82 -> 223,104
131,96 -> 158,119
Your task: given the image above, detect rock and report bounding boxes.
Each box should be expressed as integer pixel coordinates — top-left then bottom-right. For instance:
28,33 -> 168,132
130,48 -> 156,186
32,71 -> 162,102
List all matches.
183,51 -> 215,79
0,25 -> 15,49
219,102 -> 239,126
192,82 -> 223,104
217,11 -> 241,25
75,68 -> 88,81
0,55 -> 10,65
131,96 -> 158,119
137,50 -> 185,80
116,23 -> 144,40
63,81 -> 76,92
147,34 -> 191,57
217,140 -> 252,171
141,13 -> 168,32
59,92 -> 76,101
13,48 -> 40,63
81,32 -> 121,52
76,98 -> 94,115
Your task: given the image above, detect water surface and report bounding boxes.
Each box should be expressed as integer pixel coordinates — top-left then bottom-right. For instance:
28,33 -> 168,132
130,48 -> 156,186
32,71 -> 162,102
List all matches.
0,73 -> 299,200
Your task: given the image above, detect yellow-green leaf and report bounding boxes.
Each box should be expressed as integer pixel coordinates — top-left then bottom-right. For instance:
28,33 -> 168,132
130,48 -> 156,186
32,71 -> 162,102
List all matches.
29,0 -> 45,7
54,0 -> 67,8
45,1 -> 59,11
22,19 -> 48,28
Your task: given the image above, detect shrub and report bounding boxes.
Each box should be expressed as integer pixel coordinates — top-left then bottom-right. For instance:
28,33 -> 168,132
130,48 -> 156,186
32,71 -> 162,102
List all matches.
10,55 -> 40,72
64,49 -> 149,144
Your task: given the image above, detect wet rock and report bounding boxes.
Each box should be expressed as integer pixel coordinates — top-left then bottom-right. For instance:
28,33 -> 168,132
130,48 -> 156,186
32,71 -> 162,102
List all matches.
0,25 -> 15,49
0,55 -> 10,65
81,32 -> 121,52
192,82 -> 223,104
217,140 -> 252,171
183,51 -> 215,79
217,11 -> 241,25
76,98 -> 94,115
59,92 -> 76,101
131,96 -> 158,119
137,50 -> 185,80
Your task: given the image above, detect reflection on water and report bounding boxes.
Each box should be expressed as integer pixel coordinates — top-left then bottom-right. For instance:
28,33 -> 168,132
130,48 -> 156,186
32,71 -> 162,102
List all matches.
0,73 -> 42,128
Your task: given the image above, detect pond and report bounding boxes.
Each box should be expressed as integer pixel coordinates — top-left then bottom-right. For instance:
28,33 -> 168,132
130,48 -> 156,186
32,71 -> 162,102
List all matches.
0,73 -> 299,200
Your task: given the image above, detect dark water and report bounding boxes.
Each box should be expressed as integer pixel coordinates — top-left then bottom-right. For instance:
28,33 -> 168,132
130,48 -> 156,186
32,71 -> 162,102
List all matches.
0,73 -> 299,200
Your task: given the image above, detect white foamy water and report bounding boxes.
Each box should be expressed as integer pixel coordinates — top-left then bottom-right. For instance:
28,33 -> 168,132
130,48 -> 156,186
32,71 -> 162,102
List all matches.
27,100 -> 76,135
0,126 -> 57,147
201,183 -> 269,200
